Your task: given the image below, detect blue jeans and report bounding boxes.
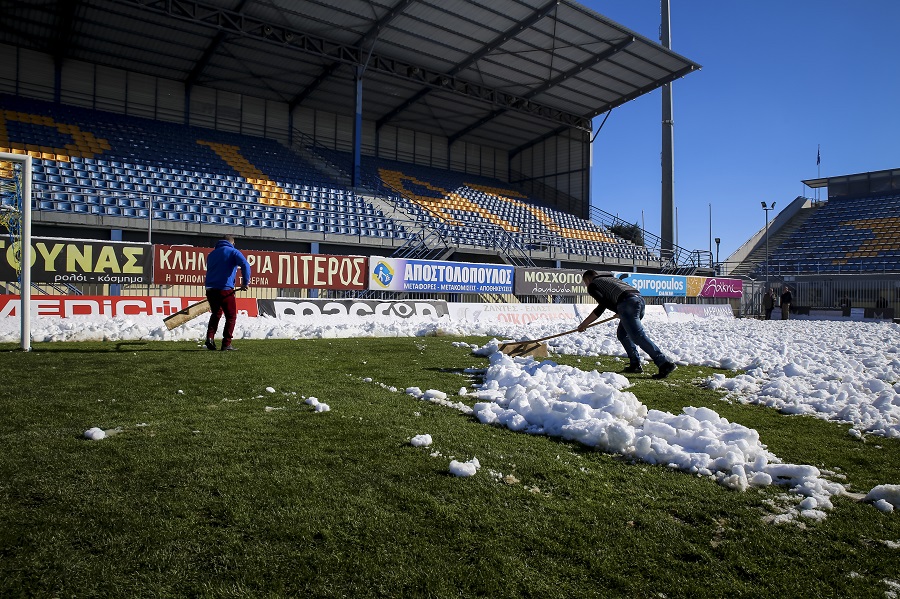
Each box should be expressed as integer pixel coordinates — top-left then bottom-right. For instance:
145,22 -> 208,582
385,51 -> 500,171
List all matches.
616,295 -> 667,367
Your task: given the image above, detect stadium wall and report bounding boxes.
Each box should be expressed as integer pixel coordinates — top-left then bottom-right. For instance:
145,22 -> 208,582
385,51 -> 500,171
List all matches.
509,127 -> 590,219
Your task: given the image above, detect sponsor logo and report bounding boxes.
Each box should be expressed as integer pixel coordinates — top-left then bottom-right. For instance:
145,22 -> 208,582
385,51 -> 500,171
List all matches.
699,278 -> 743,297
373,261 -> 394,288
626,275 -> 685,296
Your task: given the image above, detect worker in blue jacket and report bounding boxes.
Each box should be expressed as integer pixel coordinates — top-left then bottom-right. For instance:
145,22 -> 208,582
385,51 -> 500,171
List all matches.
204,234 -> 251,351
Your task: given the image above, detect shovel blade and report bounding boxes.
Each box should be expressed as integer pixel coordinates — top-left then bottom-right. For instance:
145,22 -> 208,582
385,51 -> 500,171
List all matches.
499,342 -> 549,358
163,298 -> 211,330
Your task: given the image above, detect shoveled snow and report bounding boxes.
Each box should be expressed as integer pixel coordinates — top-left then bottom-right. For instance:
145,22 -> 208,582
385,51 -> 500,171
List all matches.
866,485 -> 900,512
410,434 -> 433,447
304,396 -> 330,412
469,349 -> 845,513
83,427 -> 106,441
449,456 -> 481,477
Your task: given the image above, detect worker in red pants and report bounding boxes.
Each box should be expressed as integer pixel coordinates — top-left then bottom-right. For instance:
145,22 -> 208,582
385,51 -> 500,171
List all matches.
204,234 -> 251,351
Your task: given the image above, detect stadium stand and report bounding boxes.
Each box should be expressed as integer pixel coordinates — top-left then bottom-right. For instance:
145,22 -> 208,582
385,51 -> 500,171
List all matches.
0,92 -> 657,264
767,194 -> 900,274
0,94 -> 402,239
310,146 -> 654,262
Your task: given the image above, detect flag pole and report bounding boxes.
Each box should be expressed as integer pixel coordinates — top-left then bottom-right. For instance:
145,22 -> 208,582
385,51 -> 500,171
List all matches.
816,144 -> 821,202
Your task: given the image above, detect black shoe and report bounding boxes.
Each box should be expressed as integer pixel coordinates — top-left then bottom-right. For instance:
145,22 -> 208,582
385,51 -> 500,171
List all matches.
204,338 -> 216,351
652,362 -> 677,379
221,344 -> 237,351
622,364 -> 643,374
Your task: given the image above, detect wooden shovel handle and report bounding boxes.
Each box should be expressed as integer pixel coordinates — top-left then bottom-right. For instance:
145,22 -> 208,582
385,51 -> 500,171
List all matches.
500,314 -> 618,347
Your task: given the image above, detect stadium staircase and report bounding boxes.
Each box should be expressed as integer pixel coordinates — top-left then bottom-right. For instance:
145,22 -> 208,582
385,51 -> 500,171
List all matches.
303,144 -> 664,269
728,202 -> 819,278
293,134 -> 536,267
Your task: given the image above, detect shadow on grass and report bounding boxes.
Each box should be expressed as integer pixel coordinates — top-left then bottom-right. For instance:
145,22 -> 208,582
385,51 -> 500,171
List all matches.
12,341 -> 208,353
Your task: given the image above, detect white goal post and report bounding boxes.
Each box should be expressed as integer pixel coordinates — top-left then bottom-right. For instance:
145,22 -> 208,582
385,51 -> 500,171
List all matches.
0,152 -> 32,351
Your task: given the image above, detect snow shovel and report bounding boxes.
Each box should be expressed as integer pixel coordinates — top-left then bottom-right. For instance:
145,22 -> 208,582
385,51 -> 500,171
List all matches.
163,289 -> 237,330
498,315 -> 619,358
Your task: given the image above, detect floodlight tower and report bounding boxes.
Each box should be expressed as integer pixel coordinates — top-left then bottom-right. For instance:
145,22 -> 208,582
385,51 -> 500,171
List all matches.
660,0 -> 675,260
761,201 -> 775,292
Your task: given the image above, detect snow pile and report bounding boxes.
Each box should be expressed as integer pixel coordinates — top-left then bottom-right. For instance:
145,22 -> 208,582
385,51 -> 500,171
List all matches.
553,318 -> 900,439
449,457 -> 481,477
866,485 -> 900,513
470,351 -> 845,509
83,427 -> 106,441
471,338 -> 503,356
405,387 -> 473,414
304,396 -> 330,412
410,434 -> 433,447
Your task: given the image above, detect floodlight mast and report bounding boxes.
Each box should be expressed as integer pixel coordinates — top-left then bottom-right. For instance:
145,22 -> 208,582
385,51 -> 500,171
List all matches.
660,0 -> 675,260
761,201 -> 775,300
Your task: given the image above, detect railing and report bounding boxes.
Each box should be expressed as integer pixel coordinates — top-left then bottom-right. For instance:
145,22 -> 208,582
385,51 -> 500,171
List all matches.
748,260 -> 900,278
588,206 -> 702,272
295,139 -> 675,268
1,281 -> 83,295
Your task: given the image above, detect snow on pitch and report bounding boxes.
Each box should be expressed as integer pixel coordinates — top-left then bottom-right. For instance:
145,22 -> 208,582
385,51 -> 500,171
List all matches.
470,348 -> 843,519
7,311 -> 898,513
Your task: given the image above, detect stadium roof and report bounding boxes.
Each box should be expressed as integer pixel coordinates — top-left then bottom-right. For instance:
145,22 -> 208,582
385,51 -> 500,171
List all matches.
2,0 -> 701,154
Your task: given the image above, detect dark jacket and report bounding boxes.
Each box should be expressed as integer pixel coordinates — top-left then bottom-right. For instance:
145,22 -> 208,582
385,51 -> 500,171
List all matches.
780,290 -> 792,305
205,240 -> 251,290
586,273 -> 640,317
763,293 -> 774,310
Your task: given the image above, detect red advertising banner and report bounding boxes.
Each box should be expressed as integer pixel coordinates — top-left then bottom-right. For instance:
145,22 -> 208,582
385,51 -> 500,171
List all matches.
0,295 -> 259,318
153,245 -> 367,289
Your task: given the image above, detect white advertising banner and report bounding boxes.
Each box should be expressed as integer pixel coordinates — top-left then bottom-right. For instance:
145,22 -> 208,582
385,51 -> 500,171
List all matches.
574,303 -> 668,323
447,303 -> 579,325
663,303 -> 735,321
446,303 -> 670,325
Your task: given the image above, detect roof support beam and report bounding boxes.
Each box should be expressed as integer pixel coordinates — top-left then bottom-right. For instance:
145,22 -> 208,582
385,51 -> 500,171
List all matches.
50,0 -> 81,66
377,0 -> 559,129
511,64 -> 667,159
289,61 -> 342,111
447,109 -> 505,144
125,0 -> 588,130
289,0 -> 415,111
445,0 -> 560,77
508,124 -> 567,159
588,63 -> 698,118
185,0 -> 249,88
357,0 -> 417,50
524,36 -> 635,101
448,36 -> 634,144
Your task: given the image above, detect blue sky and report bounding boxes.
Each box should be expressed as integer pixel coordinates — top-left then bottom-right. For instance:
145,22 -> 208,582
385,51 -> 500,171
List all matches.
579,1 -> 900,261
